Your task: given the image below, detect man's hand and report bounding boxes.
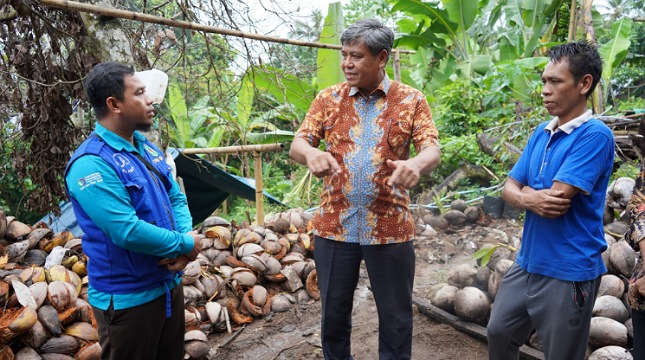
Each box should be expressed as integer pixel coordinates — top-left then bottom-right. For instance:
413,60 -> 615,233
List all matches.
631,276 -> 645,299
306,151 -> 341,178
386,159 -> 421,189
521,188 -> 571,218
159,255 -> 191,272
186,232 -> 203,261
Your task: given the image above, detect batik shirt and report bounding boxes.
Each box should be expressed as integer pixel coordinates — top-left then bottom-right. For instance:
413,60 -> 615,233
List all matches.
295,76 -> 439,245
626,165 -> 645,311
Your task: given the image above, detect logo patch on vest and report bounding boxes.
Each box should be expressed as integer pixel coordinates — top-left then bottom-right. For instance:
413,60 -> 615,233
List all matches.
144,144 -> 158,157
113,153 -> 135,173
78,172 -> 103,191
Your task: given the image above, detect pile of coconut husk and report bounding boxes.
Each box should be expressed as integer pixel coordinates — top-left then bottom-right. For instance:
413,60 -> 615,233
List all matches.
423,177 -> 641,359
0,207 -> 318,360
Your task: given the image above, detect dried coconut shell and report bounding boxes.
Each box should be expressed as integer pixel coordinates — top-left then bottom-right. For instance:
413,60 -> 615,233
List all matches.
5,220 -> 32,241
58,307 -> 80,326
432,285 -> 458,313
29,282 -> 48,309
74,342 -> 102,360
226,301 -> 253,325
184,340 -> 210,359
271,294 -> 292,312
40,354 -> 75,360
609,241 -> 636,278
592,295 -> 630,323
38,305 -> 62,337
20,266 -> 47,285
589,317 -> 628,348
65,321 -> 98,341
598,274 -> 625,298
0,306 -> 38,342
7,240 -> 30,262
453,286 -> 490,322
447,263 -> 478,288
15,346 -> 40,360
48,281 -> 71,311
306,269 -> 320,300
40,334 -> 79,355
588,345 -> 633,360
27,228 -> 53,249
20,319 -> 48,349
23,249 -> 48,267
241,287 -> 270,317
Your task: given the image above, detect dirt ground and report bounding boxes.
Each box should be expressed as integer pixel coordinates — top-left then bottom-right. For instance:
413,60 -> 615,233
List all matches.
206,217 -> 524,360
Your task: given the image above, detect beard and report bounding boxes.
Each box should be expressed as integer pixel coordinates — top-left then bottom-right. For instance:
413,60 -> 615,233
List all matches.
135,123 -> 153,132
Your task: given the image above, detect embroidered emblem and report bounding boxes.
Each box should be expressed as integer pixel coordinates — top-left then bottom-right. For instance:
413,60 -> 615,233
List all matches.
78,172 -> 103,190
113,153 -> 135,173
144,144 -> 159,157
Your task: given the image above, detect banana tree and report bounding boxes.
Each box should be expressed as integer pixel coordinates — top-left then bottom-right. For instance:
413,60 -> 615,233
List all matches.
390,0 -> 565,93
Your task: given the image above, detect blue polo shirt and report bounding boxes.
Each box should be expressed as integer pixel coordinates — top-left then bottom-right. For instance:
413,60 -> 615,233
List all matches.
509,110 -> 614,281
66,123 -> 194,310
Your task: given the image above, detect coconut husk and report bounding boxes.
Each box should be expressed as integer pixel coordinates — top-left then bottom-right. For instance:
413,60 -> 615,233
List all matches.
226,301 -> 253,325
74,342 -> 101,360
0,306 -> 38,343
306,269 -> 320,300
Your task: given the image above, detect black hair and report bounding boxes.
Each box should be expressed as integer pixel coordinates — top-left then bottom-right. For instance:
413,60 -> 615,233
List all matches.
85,62 -> 135,118
547,41 -> 603,98
340,19 -> 394,63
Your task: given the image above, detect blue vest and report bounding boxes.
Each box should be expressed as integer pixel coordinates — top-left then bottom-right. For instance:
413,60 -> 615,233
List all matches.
65,133 -> 176,294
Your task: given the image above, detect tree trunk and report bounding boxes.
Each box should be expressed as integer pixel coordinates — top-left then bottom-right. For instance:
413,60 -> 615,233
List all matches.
581,0 -> 604,114
568,0 -> 577,41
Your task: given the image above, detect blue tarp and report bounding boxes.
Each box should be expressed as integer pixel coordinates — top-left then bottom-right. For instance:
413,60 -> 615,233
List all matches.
38,148 -> 286,232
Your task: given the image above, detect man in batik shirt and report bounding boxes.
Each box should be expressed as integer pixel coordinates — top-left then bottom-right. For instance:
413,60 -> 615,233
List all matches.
626,123 -> 645,360
289,19 -> 441,360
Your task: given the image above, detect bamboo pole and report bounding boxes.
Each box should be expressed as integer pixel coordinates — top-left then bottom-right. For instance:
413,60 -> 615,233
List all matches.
393,50 -> 401,83
253,153 -> 264,226
39,0 -> 414,54
181,143 -> 283,225
180,143 -> 284,155
567,0 -> 577,41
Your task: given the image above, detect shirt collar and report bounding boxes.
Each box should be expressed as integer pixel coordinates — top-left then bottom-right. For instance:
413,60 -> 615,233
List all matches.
349,74 -> 391,97
95,122 -> 145,153
544,109 -> 593,134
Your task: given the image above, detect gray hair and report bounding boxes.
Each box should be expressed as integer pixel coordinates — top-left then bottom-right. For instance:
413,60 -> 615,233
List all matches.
341,19 -> 394,63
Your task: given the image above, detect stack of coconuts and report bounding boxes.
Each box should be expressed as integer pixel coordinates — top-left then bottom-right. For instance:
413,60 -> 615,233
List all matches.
426,177 -> 641,359
0,207 -> 318,360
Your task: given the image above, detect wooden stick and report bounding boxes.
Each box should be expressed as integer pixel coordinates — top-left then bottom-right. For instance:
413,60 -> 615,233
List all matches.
39,0 -> 415,53
412,296 -> 545,360
180,143 -> 284,155
253,153 -> 264,226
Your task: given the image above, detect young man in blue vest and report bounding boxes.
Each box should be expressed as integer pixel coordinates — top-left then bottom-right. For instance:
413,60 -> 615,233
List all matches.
486,41 -> 614,360
65,62 -> 202,360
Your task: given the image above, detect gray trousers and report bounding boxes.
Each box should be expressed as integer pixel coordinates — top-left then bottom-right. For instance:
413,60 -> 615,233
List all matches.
487,264 -> 600,360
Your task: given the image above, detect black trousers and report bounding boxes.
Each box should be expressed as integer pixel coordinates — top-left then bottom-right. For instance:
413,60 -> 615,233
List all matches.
633,308 -> 645,360
93,283 -> 185,360
314,236 -> 415,360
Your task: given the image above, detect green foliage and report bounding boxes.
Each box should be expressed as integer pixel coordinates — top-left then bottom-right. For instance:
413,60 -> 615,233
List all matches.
472,243 -> 517,267
616,96 -> 645,112
432,79 -> 488,137
612,159 -> 640,184
0,118 -> 42,224
316,2 -> 345,91
599,18 -> 632,101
